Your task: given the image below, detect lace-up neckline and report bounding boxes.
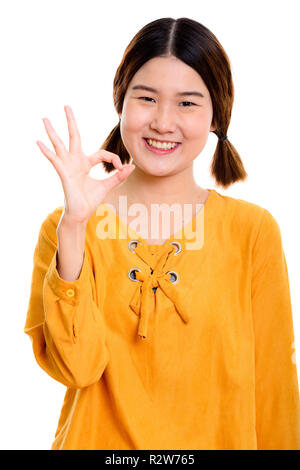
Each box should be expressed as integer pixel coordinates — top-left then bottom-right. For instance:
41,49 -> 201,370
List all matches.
99,189 -> 215,253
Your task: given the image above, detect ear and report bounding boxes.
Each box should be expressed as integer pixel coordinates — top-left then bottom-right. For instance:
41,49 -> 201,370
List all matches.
210,121 -> 216,132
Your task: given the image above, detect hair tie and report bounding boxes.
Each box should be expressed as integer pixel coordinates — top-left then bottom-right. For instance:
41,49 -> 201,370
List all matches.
219,135 -> 228,142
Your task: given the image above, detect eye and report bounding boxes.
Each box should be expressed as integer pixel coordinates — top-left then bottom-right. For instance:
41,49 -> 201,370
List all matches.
180,101 -> 196,107
138,96 -> 155,103
137,97 -> 197,107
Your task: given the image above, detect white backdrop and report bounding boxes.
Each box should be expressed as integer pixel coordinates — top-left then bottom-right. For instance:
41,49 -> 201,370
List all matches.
1,0 -> 299,450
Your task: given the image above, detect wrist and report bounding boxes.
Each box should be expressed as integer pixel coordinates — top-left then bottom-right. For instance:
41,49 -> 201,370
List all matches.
57,213 -> 88,234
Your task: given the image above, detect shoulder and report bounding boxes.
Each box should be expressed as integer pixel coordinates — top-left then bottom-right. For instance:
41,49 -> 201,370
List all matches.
213,189 -> 265,217
212,190 -> 281,245
38,205 -> 99,245
39,206 -> 64,243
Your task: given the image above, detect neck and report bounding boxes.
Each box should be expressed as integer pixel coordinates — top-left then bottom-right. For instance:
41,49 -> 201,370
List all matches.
117,164 -> 204,207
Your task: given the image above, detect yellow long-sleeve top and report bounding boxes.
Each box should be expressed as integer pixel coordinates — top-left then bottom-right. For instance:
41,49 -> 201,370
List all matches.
24,189 -> 300,450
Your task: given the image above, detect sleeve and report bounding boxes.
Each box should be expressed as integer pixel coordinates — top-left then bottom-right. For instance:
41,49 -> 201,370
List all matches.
24,210 -> 110,389
251,208 -> 300,449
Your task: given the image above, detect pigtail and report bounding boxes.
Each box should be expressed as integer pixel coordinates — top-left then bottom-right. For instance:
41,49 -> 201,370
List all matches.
210,130 -> 248,188
99,121 -> 131,173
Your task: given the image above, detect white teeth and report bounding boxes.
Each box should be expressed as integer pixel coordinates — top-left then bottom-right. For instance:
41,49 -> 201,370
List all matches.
146,138 -> 178,150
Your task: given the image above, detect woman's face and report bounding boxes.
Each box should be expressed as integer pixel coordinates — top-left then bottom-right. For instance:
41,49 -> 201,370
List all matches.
119,55 -> 216,176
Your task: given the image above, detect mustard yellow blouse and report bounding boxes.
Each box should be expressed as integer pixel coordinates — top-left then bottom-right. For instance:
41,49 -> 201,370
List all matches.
24,189 -> 300,450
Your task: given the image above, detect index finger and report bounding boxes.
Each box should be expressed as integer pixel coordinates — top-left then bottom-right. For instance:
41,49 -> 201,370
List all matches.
64,105 -> 82,154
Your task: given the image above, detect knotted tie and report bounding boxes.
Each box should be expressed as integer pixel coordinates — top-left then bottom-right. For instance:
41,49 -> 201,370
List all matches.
129,241 -> 191,339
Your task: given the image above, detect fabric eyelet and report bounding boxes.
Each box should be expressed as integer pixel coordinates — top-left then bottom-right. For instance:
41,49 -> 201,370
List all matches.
128,240 -> 142,253
66,288 -> 75,297
166,270 -> 179,284
170,241 -> 182,255
128,267 -> 142,282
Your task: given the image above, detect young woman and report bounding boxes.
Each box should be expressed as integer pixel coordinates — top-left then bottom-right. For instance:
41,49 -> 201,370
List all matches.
24,17 -> 300,450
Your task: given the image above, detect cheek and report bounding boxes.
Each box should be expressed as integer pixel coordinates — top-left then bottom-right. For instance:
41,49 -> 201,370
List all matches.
184,112 -> 212,140
122,103 -> 150,133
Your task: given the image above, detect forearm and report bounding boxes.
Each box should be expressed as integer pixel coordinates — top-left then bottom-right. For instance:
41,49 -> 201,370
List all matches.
24,209 -> 110,389
56,214 -> 88,282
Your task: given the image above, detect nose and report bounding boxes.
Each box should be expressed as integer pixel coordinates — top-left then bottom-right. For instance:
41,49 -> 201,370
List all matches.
150,103 -> 177,134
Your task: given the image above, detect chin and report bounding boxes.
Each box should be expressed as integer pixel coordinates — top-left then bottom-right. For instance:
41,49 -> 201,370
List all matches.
144,163 -> 177,177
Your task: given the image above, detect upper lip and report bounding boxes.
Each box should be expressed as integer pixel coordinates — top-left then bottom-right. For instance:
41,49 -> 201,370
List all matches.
144,137 -> 181,144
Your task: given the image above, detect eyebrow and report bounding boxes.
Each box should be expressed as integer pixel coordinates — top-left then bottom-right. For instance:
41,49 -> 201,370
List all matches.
131,84 -> 205,98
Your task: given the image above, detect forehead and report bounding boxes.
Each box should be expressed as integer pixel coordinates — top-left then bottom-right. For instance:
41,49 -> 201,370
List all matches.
129,56 -> 207,93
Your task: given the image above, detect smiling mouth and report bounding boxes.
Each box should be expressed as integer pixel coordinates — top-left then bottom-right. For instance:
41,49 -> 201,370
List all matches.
144,137 -> 181,145
143,137 -> 181,154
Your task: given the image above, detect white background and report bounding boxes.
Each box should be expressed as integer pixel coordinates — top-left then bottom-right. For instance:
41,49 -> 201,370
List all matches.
1,0 -> 299,450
